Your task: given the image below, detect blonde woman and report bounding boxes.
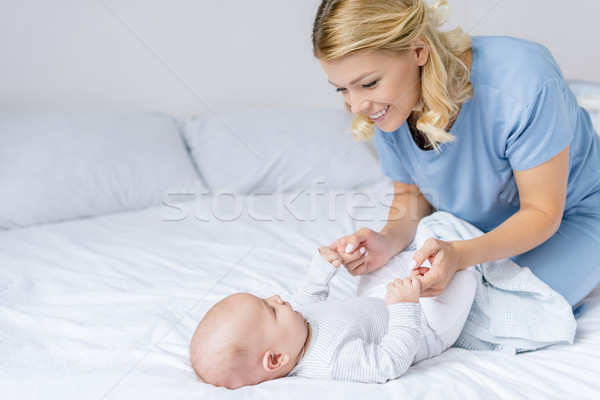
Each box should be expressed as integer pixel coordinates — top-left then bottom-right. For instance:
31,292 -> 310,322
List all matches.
316,0 -> 600,313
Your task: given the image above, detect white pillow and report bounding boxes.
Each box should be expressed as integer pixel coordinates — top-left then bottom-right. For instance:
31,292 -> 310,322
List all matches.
569,80 -> 600,133
180,107 -> 384,194
0,112 -> 199,229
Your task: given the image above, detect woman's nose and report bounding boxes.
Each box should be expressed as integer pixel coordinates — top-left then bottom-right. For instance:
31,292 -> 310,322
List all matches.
349,93 -> 370,115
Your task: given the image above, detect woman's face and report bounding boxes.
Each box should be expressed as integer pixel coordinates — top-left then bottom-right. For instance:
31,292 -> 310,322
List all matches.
319,43 -> 428,133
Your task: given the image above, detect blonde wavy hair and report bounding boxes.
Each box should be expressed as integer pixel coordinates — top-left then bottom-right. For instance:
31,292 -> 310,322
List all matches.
312,0 -> 473,147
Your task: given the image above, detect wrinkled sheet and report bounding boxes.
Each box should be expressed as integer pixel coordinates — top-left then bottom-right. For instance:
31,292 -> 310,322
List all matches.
1,182 -> 599,400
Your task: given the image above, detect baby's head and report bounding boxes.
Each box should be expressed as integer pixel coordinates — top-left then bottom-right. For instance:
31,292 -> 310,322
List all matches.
190,292 -> 309,389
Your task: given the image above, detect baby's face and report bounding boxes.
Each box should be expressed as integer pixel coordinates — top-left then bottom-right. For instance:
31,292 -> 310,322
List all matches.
252,294 -> 309,357
190,292 -> 309,388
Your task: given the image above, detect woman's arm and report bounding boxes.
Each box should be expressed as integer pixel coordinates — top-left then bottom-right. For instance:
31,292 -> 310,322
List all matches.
332,181 -> 433,275
381,181 -> 434,256
413,146 -> 570,296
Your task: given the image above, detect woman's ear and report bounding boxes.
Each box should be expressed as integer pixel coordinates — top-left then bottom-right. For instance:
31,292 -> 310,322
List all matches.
412,37 -> 430,67
262,350 -> 290,372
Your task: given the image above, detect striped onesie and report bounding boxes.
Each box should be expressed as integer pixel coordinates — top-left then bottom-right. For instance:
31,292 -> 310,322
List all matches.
288,251 -> 427,383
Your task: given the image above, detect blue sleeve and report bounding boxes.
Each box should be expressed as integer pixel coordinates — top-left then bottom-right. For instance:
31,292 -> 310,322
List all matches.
374,129 -> 414,184
505,78 -> 573,171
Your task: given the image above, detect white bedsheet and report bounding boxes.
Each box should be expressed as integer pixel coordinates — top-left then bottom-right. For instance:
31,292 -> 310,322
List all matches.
1,182 -> 599,400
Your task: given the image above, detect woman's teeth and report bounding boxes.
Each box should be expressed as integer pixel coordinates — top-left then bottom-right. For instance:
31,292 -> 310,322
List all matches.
369,105 -> 389,119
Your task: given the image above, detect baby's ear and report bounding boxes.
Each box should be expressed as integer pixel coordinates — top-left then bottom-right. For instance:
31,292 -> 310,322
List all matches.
262,351 -> 290,372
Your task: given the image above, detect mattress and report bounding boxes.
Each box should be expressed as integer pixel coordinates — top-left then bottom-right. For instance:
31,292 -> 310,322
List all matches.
1,181 -> 599,400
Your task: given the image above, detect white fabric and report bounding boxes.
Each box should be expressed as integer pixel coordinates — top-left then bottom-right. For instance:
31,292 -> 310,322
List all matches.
2,184 -> 600,399
569,80 -> 600,133
0,112 -> 199,229
0,103 -> 598,398
289,251 -> 423,383
179,107 -> 384,193
358,252 -> 478,362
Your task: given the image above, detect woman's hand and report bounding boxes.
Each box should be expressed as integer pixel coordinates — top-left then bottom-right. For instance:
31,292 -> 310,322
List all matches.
410,238 -> 462,297
329,227 -> 396,276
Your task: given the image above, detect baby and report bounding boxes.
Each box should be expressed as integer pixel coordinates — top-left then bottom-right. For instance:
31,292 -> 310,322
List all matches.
190,245 -> 477,388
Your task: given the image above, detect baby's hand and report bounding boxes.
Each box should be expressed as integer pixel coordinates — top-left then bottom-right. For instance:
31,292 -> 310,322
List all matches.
385,277 -> 421,305
318,246 -> 343,268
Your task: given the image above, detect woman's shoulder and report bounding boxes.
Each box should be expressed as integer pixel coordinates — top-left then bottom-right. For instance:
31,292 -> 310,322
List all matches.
469,35 -> 567,107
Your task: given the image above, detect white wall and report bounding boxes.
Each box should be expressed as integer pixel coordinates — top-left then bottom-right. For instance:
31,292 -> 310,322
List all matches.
0,0 -> 598,114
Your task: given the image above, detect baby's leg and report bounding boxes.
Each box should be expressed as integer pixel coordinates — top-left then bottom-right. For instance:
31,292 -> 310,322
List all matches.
358,252 -> 478,359
420,268 -> 478,356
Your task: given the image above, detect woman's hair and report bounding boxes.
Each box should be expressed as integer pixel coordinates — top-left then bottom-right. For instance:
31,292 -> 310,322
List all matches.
312,0 -> 473,147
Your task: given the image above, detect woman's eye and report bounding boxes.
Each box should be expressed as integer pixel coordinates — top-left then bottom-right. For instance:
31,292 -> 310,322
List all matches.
335,81 -> 377,93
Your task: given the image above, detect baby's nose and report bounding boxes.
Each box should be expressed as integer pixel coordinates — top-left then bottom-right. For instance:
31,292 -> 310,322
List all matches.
270,294 -> 284,304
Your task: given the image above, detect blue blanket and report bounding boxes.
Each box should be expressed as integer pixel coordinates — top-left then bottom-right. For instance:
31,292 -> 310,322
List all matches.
413,212 -> 577,354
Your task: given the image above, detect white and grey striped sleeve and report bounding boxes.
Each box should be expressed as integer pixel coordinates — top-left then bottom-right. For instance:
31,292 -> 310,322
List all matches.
331,302 -> 423,383
292,250 -> 338,308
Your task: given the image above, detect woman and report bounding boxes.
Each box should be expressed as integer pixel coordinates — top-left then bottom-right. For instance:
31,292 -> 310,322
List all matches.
313,0 -> 600,310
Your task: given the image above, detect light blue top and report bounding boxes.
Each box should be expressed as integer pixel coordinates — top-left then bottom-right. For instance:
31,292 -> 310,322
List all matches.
375,36 -> 600,232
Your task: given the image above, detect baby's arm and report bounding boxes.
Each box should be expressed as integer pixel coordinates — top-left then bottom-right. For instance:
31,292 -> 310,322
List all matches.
292,247 -> 343,307
332,278 -> 423,383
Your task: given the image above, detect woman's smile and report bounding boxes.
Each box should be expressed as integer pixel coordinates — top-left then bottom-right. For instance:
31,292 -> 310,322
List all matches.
368,105 -> 390,122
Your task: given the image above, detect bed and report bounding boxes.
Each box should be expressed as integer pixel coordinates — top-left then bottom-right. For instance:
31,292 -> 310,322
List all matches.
1,82 -> 600,400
